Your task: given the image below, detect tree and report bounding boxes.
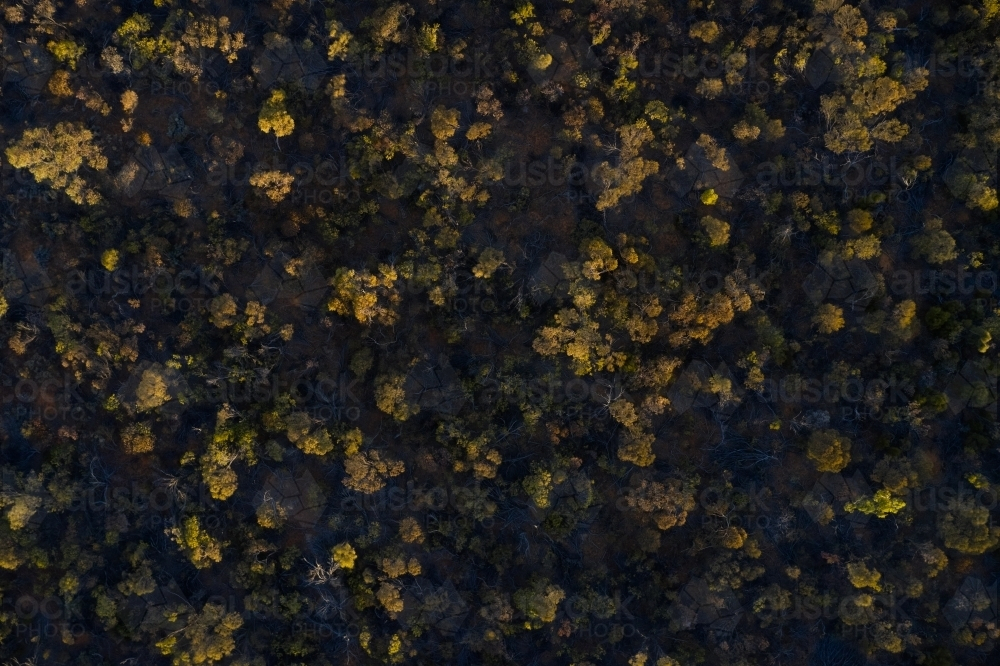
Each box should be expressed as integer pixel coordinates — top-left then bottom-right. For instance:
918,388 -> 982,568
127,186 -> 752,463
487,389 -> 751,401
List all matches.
700,216 -> 730,247
399,517 -> 425,544
846,562 -> 882,591
332,542 -> 356,569
47,40 -> 85,69
466,122 -> 492,141
813,303 -> 845,334
733,104 -> 785,143
689,21 -> 721,43
889,299 -> 919,343
136,367 -> 171,411
169,516 -> 224,568
910,217 -> 958,265
472,248 -> 506,279
847,209 -> 873,234
513,580 -> 565,627
249,170 -> 295,202
807,1 -> 922,151
118,544 -> 157,596
375,373 -> 419,421
155,602 -> 243,666
871,456 -> 919,494
102,248 -> 121,271
122,423 -> 155,453
618,429 -> 656,467
958,173 -> 999,212
510,1 -> 536,25
752,584 -> 793,626
5,122 -> 107,205
376,582 -> 404,617
200,408 -> 255,500
938,497 -> 1000,554
806,429 -> 851,472
255,495 -> 287,529
258,89 -> 294,138
592,120 -> 659,211
285,412 -> 334,456
522,465 -> 553,509
343,450 -> 405,493
622,478 -> 697,530
327,20 -> 353,59
430,106 -> 461,141
845,489 -> 906,519
580,238 -> 618,279
328,265 -> 401,326
1,472 -> 45,530
732,120 -> 761,143
208,294 -> 238,328
696,133 -> 730,169
361,2 -> 414,52
667,271 -> 763,348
